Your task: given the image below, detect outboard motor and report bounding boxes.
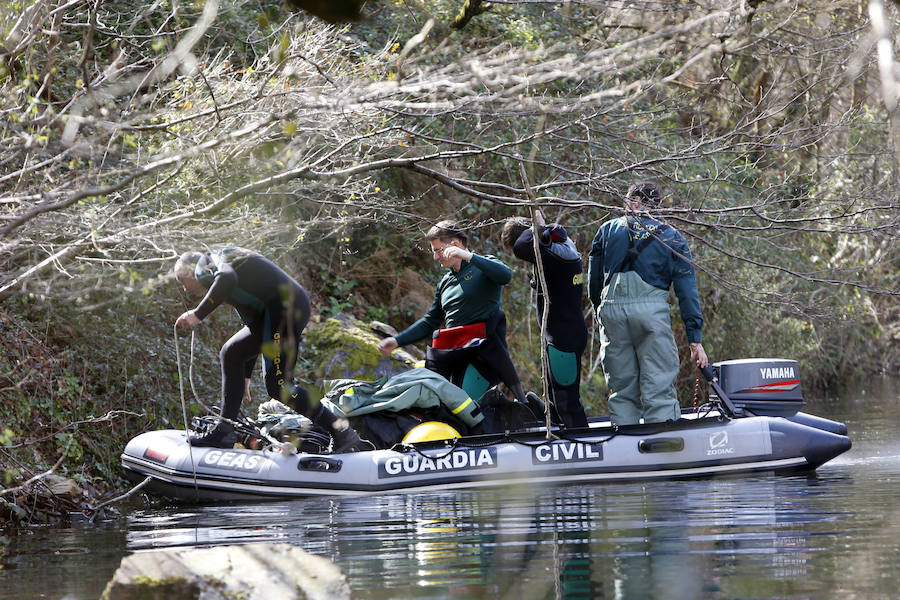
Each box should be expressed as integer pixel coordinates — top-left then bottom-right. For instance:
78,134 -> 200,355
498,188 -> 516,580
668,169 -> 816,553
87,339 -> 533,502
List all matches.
709,358 -> 805,417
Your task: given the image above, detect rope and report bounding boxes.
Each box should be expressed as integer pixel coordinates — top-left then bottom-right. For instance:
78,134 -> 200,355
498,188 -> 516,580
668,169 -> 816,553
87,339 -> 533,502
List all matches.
173,323 -> 314,456
392,408 -> 735,461
188,327 -> 203,408
519,162 -> 555,440
693,369 -> 701,411
174,323 -> 200,499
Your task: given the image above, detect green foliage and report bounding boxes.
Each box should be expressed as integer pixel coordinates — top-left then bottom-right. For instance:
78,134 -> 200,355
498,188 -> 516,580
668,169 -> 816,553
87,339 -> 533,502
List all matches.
0,428 -> 14,446
54,432 -> 84,463
0,288 -> 222,508
320,278 -> 358,318
1,498 -> 28,523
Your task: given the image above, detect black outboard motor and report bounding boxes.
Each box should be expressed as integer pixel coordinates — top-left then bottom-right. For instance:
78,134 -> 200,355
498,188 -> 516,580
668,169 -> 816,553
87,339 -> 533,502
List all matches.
709,358 -> 805,417
701,358 -> 847,434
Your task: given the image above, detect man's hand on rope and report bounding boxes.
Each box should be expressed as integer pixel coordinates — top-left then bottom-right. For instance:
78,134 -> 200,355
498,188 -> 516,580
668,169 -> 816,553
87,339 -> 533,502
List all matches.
176,310 -> 200,329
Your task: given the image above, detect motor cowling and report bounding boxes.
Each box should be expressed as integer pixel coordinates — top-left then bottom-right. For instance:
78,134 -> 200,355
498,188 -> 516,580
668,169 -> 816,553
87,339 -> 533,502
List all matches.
711,358 -> 805,417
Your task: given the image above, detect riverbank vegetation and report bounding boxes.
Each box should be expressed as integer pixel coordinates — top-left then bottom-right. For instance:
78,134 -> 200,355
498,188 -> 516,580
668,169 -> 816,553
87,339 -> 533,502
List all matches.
2,0 -> 897,527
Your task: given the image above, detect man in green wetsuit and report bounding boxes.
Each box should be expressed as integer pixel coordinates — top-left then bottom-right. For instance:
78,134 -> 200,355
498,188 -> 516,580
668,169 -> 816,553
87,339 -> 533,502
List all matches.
587,182 -> 709,426
174,248 -> 368,451
377,220 -> 528,406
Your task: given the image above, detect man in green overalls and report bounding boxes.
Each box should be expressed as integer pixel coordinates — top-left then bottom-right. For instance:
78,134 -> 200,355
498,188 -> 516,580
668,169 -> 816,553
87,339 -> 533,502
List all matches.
587,182 -> 708,426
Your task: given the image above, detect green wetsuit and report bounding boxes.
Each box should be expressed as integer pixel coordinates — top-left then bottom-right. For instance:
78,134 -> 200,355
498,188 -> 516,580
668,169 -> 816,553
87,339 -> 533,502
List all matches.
512,224 -> 589,428
394,254 -> 522,402
394,254 -> 511,346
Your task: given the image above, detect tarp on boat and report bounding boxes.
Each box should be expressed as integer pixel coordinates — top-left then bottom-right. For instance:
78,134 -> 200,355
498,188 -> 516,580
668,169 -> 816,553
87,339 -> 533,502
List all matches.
320,367 -> 483,427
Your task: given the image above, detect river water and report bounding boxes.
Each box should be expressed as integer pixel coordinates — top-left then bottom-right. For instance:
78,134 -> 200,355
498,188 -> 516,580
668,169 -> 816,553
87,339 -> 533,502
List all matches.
2,378 -> 897,600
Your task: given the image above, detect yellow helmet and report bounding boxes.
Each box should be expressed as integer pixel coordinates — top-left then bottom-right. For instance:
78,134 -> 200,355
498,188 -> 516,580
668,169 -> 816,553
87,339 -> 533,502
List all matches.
402,421 -> 461,444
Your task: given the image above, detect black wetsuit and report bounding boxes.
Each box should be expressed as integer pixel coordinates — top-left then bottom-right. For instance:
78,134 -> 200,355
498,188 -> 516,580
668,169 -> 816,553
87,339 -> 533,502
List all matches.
513,225 -> 589,428
193,249 -> 312,421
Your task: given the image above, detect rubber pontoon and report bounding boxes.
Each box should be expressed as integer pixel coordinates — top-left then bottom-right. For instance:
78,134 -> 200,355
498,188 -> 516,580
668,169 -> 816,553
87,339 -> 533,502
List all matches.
121,358 -> 852,502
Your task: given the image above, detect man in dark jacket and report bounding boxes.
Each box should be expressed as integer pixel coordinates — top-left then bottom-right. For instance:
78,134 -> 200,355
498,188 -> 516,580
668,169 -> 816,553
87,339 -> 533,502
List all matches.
502,210 -> 589,428
587,182 -> 708,426
174,248 -> 368,451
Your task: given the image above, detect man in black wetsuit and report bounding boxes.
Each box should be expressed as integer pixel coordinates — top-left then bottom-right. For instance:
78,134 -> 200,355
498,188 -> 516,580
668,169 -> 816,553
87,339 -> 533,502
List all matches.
173,248 -> 368,451
502,210 -> 590,428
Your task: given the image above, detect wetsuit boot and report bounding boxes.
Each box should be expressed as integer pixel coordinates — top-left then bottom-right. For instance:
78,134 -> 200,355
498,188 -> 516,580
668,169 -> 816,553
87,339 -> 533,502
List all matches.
189,420 -> 236,448
524,391 -> 550,422
509,382 -> 528,405
331,424 -> 371,454
311,405 -> 372,453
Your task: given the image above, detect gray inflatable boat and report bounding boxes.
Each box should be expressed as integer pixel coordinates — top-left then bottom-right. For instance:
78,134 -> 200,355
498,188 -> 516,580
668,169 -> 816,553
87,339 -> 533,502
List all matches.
121,358 -> 852,502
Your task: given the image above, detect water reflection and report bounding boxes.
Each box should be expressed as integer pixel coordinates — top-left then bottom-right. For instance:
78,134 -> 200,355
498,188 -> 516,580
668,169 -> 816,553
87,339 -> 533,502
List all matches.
123,471 -> 872,599
2,379 -> 897,599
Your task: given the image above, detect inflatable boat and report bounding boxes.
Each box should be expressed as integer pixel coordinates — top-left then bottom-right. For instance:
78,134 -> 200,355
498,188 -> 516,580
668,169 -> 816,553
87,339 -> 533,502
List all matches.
121,359 -> 852,502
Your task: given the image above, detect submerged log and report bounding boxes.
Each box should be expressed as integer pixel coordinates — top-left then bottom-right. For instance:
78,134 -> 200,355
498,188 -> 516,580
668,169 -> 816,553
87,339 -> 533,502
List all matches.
101,542 -> 350,600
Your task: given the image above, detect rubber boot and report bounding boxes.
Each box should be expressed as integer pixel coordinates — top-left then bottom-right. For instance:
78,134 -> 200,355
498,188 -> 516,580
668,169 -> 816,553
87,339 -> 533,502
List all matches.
189,420 -> 236,448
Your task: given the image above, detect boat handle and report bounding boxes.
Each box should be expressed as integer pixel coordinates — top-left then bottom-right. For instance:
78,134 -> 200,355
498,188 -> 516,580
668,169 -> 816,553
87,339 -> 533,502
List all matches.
297,457 -> 343,472
638,437 -> 685,453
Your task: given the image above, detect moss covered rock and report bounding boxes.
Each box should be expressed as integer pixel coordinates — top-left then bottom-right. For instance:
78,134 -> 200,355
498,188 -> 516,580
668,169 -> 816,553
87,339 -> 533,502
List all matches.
302,313 -> 420,384
101,543 -> 350,600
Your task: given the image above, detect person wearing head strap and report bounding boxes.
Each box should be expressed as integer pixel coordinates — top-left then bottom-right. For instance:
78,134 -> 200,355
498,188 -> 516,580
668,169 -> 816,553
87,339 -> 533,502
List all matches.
587,182 -> 708,426
377,220 -> 529,408
501,210 -> 589,428
173,248 -> 369,451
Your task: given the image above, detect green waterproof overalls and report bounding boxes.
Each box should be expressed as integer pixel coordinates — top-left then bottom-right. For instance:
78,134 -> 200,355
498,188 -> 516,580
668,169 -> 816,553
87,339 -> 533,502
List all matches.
598,271 -> 681,426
